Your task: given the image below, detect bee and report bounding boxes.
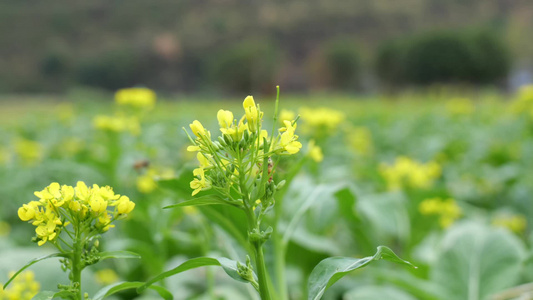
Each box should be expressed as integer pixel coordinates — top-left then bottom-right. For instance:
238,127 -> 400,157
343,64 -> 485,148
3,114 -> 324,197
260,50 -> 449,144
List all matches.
133,160 -> 150,172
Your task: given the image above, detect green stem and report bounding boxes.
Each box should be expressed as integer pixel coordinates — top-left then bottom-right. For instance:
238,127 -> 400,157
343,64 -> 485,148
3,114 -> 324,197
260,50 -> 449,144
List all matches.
253,242 -> 272,300
273,232 -> 288,300
71,232 -> 83,300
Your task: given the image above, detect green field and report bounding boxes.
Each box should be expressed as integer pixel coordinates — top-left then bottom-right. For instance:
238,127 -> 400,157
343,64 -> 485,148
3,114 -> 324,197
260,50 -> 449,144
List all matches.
1,89 -> 533,300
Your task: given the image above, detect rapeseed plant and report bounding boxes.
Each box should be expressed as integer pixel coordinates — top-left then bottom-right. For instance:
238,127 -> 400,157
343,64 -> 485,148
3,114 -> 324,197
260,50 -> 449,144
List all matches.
8,182 -> 135,299
182,92 -> 301,299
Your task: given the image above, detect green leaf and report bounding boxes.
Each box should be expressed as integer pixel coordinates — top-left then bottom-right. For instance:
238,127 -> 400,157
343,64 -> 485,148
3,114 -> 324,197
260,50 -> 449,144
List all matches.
199,206 -> 250,253
163,195 -> 235,209
4,253 -> 67,289
98,251 -> 141,261
31,290 -> 71,300
430,222 -> 526,300
307,246 -> 416,300
93,281 -> 172,300
137,257 -> 251,293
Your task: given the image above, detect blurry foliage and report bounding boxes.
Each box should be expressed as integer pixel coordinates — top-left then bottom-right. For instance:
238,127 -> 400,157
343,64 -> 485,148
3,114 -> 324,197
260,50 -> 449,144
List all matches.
207,40 -> 280,94
377,30 -> 511,86
322,39 -> 361,90
76,48 -> 149,90
0,0 -> 529,93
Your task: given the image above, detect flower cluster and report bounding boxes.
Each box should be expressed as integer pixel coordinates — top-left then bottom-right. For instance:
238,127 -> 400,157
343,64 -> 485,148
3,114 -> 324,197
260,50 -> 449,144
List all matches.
18,182 -> 134,246
299,107 -> 345,134
0,271 -> 40,300
93,115 -> 141,135
379,156 -> 441,190
136,167 -> 174,194
186,95 -> 301,198
14,138 -> 42,165
93,87 -> 156,135
307,140 -> 323,162
492,214 -> 527,234
419,197 -> 461,228
115,88 -> 156,110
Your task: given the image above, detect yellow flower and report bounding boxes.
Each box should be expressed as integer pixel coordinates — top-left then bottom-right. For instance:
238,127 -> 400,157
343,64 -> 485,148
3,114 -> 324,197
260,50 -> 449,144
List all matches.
0,271 -> 40,300
278,120 -> 302,154
18,202 -> 40,221
419,197 -> 461,228
217,109 -> 234,129
20,181 -> 134,245
137,174 -> 157,194
299,107 -> 345,134
308,140 -> 323,162
380,157 -> 441,190
116,196 -> 135,215
243,96 -> 262,132
89,195 -> 108,214
14,138 -> 42,165
115,87 -> 156,109
96,213 -> 114,232
190,168 -> 211,196
93,115 -> 141,135
493,214 -> 527,233
190,120 -> 208,138
279,109 -> 295,124
95,269 -> 120,285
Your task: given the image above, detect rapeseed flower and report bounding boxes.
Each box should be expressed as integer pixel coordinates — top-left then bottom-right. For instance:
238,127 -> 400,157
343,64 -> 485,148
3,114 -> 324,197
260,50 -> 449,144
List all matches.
307,140 -> 323,162
380,156 -> 441,190
419,197 -> 461,228
492,214 -> 527,234
279,109 -> 295,124
95,269 -> 119,285
115,88 -> 156,110
299,107 -> 345,135
0,271 -> 40,300
185,94 -> 300,197
14,138 -> 42,165
18,182 -> 134,246
93,115 -> 141,135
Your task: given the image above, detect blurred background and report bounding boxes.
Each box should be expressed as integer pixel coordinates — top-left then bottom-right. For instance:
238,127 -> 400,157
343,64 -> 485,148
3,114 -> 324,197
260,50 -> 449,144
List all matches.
1,0 -> 532,96
3,1 -> 533,300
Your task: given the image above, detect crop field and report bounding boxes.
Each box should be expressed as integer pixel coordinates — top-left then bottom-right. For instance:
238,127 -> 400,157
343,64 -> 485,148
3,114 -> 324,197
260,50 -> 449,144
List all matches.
1,87 -> 533,300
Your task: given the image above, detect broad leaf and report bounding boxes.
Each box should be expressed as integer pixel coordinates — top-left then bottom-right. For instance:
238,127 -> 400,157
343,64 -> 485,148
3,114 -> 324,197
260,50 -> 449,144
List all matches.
430,222 -> 526,300
93,281 -> 172,300
98,250 -> 141,261
4,253 -> 67,289
307,246 -> 416,300
137,257 -> 254,293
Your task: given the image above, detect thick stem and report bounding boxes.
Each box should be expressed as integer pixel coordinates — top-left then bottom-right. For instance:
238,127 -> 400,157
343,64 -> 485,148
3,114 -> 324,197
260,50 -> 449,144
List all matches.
253,243 -> 272,300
